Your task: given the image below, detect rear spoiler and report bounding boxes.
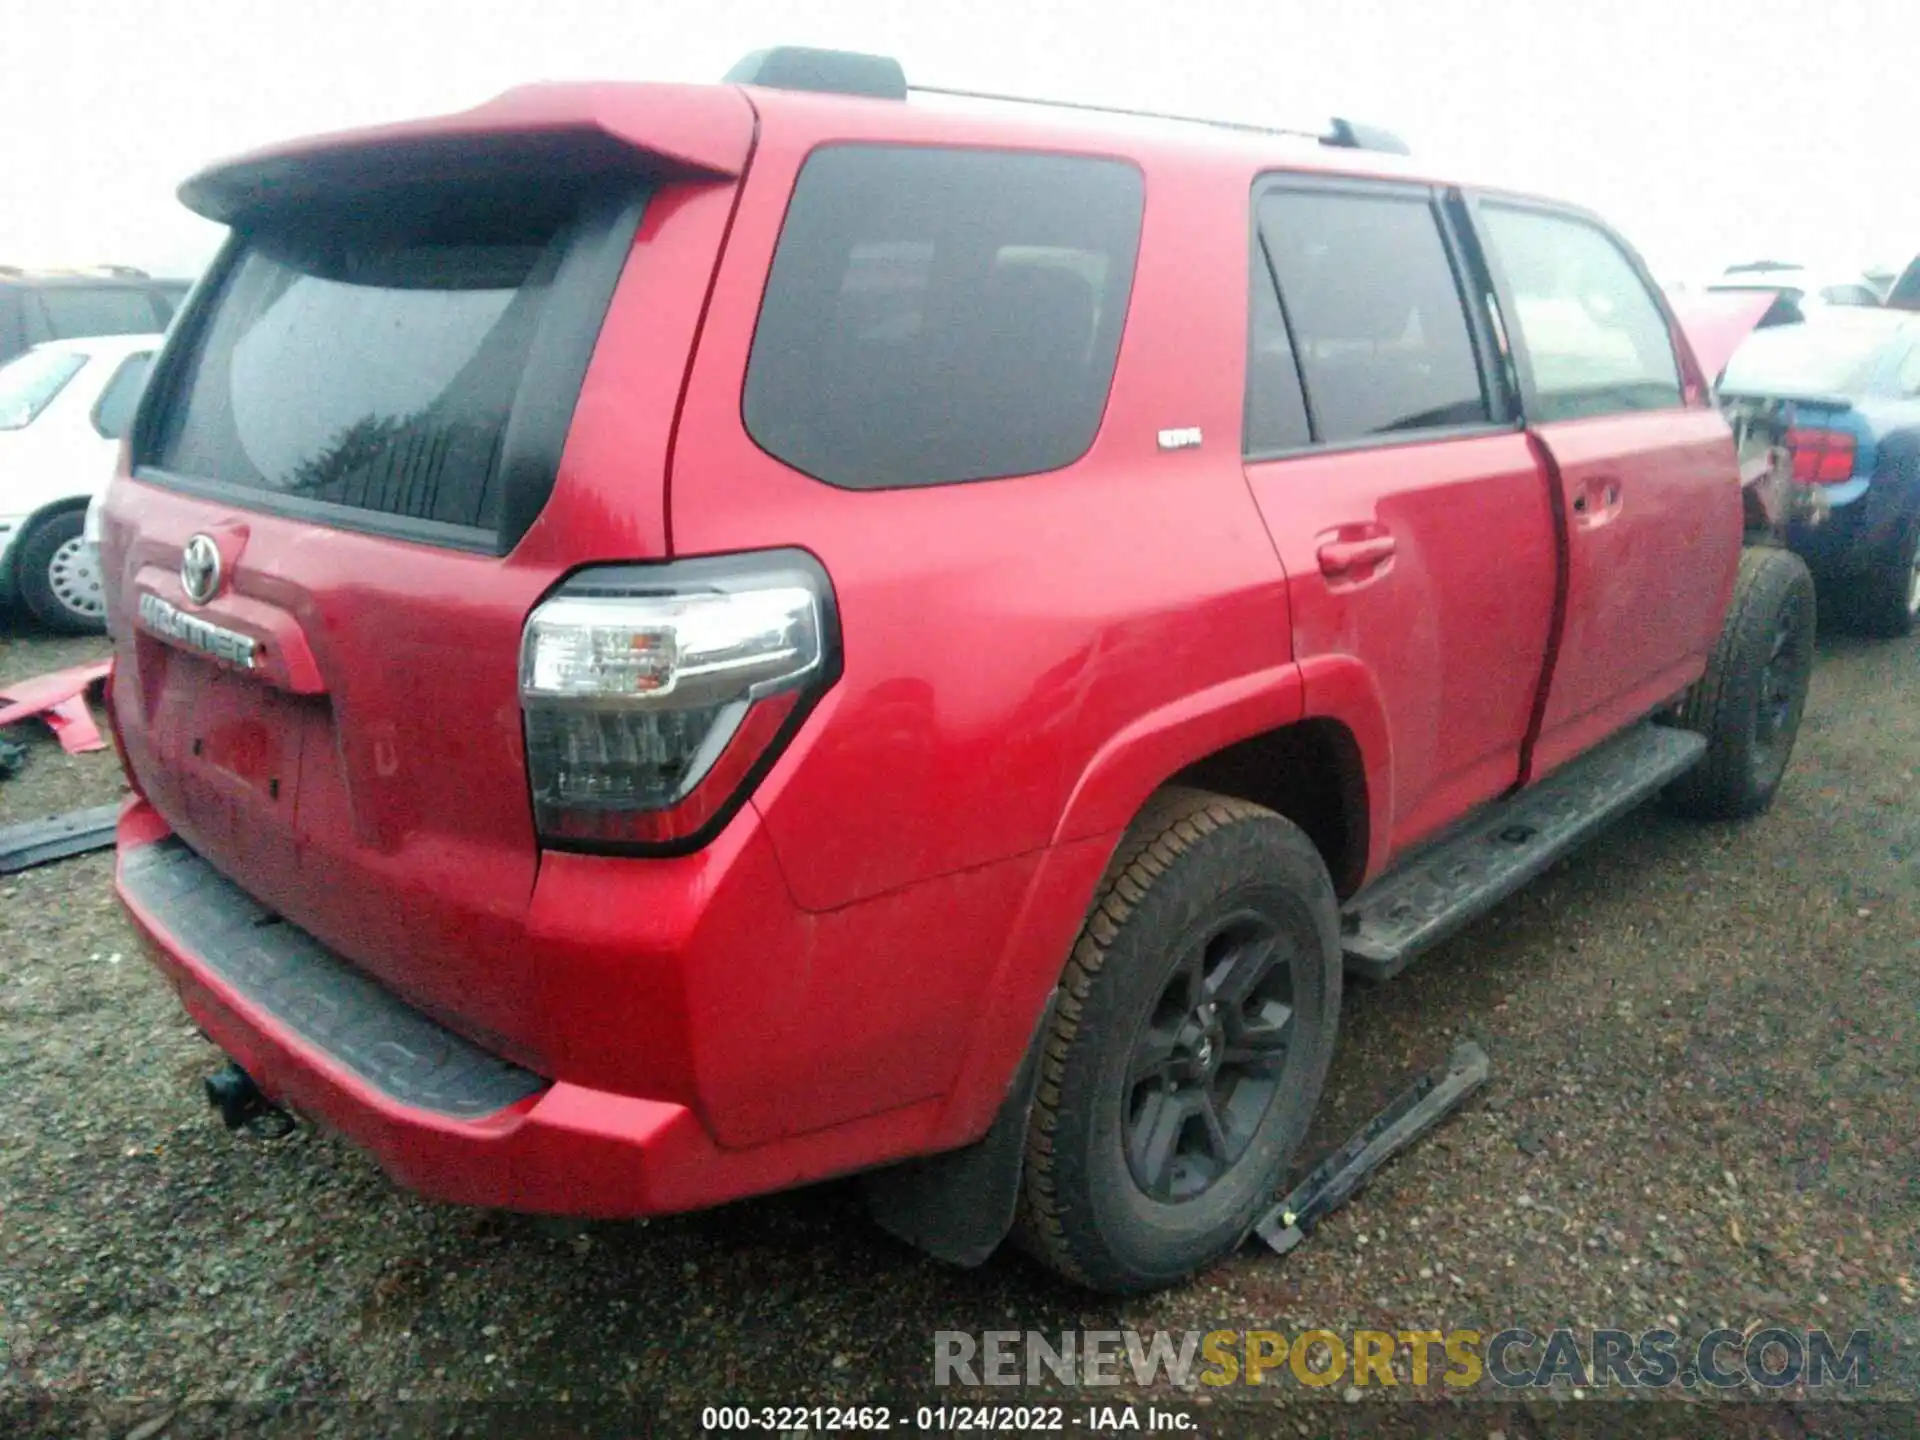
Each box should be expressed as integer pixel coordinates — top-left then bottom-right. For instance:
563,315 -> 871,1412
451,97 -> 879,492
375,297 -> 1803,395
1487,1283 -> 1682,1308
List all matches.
179,83 -> 756,225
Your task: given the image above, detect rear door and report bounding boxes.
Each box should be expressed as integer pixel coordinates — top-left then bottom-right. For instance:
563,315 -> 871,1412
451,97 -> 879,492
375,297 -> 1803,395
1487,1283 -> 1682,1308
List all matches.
1470,199 -> 1743,778
1241,179 -> 1559,854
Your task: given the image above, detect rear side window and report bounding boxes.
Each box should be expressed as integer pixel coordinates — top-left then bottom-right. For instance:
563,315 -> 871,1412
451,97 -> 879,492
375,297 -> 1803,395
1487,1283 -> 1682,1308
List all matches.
35,286 -> 160,340
1478,205 -> 1683,422
1256,188 -> 1491,443
141,184 -> 629,543
0,348 -> 85,430
90,352 -> 153,439
744,146 -> 1144,490
1244,241 -> 1311,453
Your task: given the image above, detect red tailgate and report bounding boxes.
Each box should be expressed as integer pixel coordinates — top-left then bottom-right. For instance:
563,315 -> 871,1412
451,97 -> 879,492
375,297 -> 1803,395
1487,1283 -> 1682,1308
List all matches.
102,83 -> 753,1078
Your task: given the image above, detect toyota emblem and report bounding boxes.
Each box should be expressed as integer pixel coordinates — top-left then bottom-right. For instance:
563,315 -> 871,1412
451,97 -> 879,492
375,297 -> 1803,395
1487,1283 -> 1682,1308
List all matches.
180,534 -> 221,605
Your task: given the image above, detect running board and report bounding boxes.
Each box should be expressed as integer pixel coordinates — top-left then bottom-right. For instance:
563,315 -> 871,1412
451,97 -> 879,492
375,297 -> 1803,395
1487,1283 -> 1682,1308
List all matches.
1340,724 -> 1706,981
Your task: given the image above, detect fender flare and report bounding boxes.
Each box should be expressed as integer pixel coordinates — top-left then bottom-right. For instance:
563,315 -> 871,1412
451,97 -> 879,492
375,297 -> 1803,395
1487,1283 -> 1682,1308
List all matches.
962,653 -> 1395,1145
1293,652 -> 1395,881
1050,663 -> 1308,846
882,655 -> 1396,1265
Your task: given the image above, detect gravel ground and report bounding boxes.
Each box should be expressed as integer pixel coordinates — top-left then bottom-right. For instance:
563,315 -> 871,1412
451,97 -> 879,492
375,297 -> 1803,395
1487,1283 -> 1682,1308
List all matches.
0,606 -> 1915,1439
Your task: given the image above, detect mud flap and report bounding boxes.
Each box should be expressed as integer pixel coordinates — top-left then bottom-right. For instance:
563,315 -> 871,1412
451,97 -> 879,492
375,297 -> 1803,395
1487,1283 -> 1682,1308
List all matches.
862,990 -> 1059,1268
1251,1039 -> 1489,1256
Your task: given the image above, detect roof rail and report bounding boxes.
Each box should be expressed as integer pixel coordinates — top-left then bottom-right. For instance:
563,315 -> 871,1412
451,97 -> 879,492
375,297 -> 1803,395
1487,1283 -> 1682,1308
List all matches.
916,85 -> 1410,154
721,48 -> 1409,153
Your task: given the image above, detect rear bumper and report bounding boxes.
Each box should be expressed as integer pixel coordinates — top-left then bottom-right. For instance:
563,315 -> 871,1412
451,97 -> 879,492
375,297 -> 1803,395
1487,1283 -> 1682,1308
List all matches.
114,802 -> 947,1216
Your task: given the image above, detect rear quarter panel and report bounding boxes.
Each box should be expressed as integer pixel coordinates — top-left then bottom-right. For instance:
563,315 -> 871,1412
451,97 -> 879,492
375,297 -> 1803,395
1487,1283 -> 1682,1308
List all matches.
667,111 -> 1301,1138
672,112 -> 1293,913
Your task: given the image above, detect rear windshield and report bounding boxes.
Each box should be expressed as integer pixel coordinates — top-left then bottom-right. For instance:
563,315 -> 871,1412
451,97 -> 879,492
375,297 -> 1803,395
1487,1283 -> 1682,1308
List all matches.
0,348 -> 85,430
1719,319 -> 1892,397
141,183 -> 635,545
34,286 -> 165,341
743,145 -> 1144,489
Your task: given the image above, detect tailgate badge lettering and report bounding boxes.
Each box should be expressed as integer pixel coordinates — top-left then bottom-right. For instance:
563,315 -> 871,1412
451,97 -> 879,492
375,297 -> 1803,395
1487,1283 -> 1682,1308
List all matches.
181,534 -> 222,605
137,593 -> 258,669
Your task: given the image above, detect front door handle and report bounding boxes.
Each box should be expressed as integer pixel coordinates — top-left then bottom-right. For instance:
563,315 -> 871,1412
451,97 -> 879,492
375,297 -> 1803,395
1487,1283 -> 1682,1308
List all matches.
1317,533 -> 1398,576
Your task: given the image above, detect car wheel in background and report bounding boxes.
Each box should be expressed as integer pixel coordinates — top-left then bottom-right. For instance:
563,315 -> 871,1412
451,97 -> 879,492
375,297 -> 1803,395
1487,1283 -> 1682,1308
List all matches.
1838,519 -> 1920,639
16,508 -> 106,635
1664,547 -> 1817,820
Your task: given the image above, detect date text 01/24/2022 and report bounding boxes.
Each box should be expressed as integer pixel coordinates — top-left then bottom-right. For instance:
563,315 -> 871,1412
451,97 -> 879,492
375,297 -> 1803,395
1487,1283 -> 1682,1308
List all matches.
699,1404 -> 1195,1431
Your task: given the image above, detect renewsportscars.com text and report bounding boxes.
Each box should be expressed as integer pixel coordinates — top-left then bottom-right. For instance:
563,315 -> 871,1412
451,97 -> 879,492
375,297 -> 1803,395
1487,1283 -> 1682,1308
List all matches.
933,1326 -> 1874,1391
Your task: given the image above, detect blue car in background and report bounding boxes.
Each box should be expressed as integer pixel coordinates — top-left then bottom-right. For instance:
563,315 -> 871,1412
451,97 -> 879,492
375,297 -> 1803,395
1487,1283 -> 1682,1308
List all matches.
1719,309 -> 1920,636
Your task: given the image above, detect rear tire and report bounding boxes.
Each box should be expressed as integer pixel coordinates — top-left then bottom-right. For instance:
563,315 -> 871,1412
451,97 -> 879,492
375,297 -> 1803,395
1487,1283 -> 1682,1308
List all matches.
15,509 -> 105,636
1664,547 -> 1816,820
1837,519 -> 1919,639
1016,788 -> 1341,1294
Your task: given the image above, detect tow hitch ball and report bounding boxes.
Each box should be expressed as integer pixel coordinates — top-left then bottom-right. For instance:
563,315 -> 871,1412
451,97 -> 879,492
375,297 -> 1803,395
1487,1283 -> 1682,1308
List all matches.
203,1061 -> 292,1136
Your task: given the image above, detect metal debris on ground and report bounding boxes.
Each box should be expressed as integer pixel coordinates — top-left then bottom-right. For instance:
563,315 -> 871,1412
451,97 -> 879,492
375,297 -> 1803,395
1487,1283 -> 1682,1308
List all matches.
1252,1039 -> 1491,1256
0,802 -> 122,874
0,659 -> 112,756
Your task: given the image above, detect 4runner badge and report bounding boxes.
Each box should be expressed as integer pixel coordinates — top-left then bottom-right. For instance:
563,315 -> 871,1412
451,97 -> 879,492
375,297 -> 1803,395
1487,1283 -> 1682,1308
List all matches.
181,534 -> 222,604
137,593 -> 258,669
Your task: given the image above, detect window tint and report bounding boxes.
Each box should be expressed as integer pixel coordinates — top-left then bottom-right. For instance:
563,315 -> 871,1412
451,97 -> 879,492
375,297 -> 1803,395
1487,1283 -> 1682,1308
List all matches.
35,286 -> 160,340
0,348 -> 85,430
90,352 -> 153,439
1479,206 -> 1682,421
1244,240 -> 1311,453
1257,189 -> 1489,443
1890,258 -> 1920,313
148,208 -> 577,533
1820,284 -> 1881,307
744,145 -> 1143,489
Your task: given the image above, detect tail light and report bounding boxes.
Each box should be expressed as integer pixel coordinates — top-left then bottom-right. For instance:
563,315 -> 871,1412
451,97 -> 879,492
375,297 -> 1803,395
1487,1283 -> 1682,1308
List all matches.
1783,426 -> 1857,484
519,550 -> 839,853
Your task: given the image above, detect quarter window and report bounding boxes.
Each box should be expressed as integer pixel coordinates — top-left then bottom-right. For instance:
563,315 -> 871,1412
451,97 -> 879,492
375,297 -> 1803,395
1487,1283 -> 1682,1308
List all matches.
1478,205 -> 1683,421
743,145 -> 1144,490
1256,187 -> 1491,444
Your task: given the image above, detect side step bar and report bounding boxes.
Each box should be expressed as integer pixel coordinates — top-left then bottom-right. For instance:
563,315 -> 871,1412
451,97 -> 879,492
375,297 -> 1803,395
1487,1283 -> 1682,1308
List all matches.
1340,723 -> 1706,981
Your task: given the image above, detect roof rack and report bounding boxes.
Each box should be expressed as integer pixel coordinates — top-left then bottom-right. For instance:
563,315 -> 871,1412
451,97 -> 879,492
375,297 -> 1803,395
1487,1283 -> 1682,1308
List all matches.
724,46 -> 906,101
722,47 -> 1410,154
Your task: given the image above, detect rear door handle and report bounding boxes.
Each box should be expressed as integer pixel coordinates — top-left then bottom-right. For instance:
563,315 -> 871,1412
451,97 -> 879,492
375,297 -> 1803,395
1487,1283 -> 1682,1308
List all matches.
1572,476 -> 1623,524
1317,533 -> 1398,576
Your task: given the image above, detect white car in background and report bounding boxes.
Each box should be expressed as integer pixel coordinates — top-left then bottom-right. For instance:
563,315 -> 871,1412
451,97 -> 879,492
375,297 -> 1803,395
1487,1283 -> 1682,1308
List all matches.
1703,263 -> 1884,323
0,333 -> 159,633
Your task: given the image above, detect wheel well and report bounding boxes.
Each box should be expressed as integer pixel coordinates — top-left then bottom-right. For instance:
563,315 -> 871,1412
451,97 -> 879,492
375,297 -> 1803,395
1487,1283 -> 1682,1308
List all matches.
1169,718 -> 1368,897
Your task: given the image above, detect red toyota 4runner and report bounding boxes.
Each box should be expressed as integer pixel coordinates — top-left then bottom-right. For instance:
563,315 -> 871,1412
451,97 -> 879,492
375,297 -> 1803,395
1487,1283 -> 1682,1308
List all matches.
98,48 -> 1815,1293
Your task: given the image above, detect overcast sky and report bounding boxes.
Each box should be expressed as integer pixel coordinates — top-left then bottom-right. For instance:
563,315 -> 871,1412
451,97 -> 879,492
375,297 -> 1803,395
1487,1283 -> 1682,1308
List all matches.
6,0 -> 1916,284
